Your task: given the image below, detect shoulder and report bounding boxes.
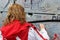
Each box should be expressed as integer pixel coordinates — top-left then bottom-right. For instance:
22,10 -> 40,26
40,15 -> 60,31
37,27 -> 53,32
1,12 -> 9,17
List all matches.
1,20 -> 20,31
13,20 -> 20,24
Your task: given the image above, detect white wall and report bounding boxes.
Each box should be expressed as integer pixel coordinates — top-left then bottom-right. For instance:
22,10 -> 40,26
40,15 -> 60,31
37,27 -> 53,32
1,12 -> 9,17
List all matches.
16,0 -> 60,14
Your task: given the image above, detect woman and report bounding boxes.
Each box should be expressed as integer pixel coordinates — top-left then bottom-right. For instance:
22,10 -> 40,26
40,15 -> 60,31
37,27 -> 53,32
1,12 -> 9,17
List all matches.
0,4 -> 50,40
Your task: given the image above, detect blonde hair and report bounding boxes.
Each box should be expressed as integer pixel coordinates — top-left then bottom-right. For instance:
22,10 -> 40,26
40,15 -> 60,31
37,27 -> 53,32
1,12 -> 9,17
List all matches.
3,4 -> 26,25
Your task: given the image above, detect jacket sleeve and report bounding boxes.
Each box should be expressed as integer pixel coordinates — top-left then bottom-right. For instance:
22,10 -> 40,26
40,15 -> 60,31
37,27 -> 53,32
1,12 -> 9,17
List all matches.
28,27 -> 50,40
40,29 -> 50,40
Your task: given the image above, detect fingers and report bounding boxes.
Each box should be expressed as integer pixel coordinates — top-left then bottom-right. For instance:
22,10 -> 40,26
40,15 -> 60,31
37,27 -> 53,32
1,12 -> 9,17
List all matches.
39,24 -> 45,30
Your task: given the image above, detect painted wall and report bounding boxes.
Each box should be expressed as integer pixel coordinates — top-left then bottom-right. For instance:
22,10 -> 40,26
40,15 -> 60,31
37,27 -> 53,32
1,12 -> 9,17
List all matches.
16,0 -> 60,14
0,0 -> 60,39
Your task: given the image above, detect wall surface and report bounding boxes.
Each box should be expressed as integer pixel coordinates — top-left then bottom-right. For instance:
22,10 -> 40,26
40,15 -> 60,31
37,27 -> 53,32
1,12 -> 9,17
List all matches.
0,0 -> 60,39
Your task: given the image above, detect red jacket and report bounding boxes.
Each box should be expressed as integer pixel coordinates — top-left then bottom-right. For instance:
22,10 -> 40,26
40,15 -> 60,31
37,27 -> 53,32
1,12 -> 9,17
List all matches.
1,20 -> 47,40
1,20 -> 30,40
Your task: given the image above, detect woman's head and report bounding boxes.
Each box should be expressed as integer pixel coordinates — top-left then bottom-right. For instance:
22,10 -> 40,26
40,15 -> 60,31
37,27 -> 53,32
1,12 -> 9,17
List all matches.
3,4 -> 26,25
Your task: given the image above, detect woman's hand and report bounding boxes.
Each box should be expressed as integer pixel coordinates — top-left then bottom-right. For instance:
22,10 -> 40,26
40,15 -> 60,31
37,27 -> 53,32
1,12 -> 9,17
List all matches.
39,24 -> 45,30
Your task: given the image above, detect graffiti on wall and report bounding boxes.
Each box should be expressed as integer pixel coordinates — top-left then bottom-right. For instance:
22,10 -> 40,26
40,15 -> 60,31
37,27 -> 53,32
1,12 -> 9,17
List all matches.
16,0 -> 60,13
0,0 -> 60,13
0,0 -> 14,11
